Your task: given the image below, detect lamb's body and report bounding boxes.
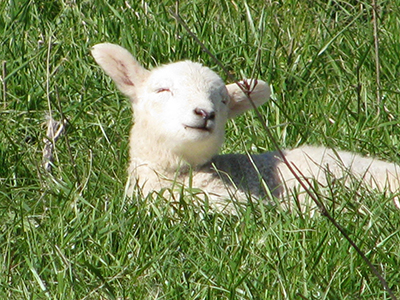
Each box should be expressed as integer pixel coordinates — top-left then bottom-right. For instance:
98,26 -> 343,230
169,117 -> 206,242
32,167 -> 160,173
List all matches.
92,43 -> 400,212
130,145 -> 400,211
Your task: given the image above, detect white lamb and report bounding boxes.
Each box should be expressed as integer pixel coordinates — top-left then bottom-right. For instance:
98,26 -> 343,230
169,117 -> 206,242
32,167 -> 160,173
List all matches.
91,43 -> 400,213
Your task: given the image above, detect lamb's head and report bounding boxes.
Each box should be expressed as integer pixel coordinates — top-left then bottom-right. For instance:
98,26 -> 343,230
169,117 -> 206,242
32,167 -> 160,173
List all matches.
91,43 -> 270,169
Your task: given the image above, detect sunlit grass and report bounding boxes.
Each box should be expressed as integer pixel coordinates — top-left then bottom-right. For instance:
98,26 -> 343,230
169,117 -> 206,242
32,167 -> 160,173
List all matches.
1,0 -> 400,299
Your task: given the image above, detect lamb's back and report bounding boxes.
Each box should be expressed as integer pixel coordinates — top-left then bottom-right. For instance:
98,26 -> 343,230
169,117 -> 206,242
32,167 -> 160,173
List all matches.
198,146 -> 400,205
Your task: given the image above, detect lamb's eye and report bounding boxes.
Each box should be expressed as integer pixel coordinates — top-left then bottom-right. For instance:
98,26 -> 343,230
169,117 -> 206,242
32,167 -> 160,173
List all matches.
156,88 -> 171,94
221,97 -> 229,105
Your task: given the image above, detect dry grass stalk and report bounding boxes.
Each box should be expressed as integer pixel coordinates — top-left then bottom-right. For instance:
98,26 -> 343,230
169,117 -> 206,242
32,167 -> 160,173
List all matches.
42,116 -> 66,172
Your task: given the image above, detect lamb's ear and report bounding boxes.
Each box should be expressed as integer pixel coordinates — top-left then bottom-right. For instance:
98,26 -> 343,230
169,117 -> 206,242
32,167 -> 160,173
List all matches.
91,43 -> 149,99
226,80 -> 270,118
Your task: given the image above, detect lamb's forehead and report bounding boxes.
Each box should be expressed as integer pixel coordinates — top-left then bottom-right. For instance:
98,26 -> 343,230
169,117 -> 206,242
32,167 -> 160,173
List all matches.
148,60 -> 225,91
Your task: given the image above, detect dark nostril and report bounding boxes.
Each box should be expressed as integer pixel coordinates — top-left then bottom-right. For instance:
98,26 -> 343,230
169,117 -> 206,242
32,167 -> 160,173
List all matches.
194,108 -> 216,120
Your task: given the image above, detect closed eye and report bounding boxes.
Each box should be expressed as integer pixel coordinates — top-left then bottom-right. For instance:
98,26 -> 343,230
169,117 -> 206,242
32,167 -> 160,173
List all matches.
221,97 -> 229,105
156,88 -> 171,94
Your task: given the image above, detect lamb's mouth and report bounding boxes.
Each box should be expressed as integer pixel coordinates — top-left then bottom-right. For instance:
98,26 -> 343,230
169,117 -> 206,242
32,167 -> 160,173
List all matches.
184,125 -> 213,132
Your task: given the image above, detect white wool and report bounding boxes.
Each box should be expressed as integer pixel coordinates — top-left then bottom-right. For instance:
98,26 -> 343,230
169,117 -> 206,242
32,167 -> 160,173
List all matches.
92,43 -> 400,213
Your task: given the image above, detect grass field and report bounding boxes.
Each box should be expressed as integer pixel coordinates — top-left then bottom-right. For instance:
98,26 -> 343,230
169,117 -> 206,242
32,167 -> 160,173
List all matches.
1,0 -> 400,299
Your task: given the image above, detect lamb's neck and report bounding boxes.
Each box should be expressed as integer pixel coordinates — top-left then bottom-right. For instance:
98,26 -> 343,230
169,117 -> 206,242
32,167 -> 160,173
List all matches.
131,148 -> 193,173
129,136 -> 194,175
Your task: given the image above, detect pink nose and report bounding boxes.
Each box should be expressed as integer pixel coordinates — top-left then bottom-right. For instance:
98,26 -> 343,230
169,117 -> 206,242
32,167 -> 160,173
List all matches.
194,108 -> 215,121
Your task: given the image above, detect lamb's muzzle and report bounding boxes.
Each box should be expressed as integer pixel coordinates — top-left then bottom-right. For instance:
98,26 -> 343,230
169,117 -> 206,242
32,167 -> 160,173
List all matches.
184,108 -> 216,131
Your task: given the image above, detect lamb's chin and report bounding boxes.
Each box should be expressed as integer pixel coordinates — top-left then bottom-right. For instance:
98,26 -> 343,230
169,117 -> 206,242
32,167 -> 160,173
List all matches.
177,132 -> 214,145
172,141 -> 219,166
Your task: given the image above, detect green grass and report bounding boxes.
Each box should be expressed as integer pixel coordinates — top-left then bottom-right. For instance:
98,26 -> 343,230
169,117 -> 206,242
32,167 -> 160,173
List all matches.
1,0 -> 400,299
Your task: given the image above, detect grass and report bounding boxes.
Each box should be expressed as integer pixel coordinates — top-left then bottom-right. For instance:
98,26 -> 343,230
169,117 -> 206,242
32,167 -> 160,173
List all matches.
1,0 -> 400,299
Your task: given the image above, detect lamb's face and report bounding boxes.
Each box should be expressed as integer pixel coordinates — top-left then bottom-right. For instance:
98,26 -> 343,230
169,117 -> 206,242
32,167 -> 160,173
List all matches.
91,43 -> 270,167
134,61 -> 229,165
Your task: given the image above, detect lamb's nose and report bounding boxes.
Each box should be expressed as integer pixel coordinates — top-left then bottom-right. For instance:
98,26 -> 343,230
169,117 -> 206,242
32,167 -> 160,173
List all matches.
194,108 -> 216,121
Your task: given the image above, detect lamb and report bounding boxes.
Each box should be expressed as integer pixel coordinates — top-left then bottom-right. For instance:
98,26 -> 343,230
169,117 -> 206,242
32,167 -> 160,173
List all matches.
91,43 -> 400,213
